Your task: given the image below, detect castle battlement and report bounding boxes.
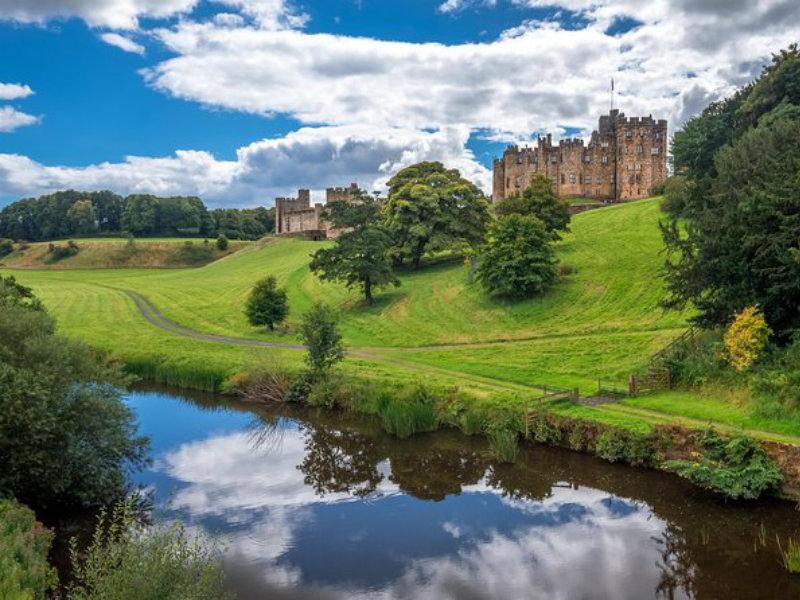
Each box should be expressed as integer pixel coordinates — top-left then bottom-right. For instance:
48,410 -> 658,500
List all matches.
492,109 -> 668,204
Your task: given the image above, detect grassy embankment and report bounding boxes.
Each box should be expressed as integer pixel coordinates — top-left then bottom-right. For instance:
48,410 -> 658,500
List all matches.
6,198 -> 800,441
0,238 -> 249,270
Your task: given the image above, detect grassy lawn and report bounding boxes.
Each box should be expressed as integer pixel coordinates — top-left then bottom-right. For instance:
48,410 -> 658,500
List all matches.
7,197 -> 796,439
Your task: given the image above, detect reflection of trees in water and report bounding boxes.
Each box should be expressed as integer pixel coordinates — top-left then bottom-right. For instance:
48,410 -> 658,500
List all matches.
389,442 -> 487,501
247,414 -> 286,454
654,523 -> 698,600
298,424 -> 386,498
485,463 -> 556,503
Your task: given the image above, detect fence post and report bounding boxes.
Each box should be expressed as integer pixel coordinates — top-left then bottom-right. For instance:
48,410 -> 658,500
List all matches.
628,374 -> 637,397
573,388 -> 580,402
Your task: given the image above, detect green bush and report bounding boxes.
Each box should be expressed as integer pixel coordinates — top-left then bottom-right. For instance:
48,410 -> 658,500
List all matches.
0,499 -> 56,600
595,429 -> 628,463
216,234 -> 229,251
568,423 -> 588,451
0,238 -> 13,258
667,429 -> 783,500
67,501 -> 231,600
529,413 -> 563,444
45,240 -> 80,263
378,386 -> 439,439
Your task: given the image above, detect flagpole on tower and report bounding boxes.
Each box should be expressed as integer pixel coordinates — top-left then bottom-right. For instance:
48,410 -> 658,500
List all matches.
610,78 -> 615,112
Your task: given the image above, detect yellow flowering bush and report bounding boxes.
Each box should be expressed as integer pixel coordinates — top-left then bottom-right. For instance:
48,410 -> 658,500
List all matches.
724,306 -> 772,371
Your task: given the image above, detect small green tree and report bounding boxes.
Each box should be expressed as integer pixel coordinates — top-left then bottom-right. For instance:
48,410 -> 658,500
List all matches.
215,234 -> 229,251
494,174 -> 571,239
310,191 -> 399,305
477,214 -> 559,298
245,276 -> 289,331
299,303 -> 344,374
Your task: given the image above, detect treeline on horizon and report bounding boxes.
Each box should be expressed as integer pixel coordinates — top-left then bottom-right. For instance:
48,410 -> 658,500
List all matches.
0,190 -> 275,241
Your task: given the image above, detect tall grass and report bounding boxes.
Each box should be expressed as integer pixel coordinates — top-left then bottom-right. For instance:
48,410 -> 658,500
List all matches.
778,536 -> 800,573
488,427 -> 519,463
378,387 -> 439,439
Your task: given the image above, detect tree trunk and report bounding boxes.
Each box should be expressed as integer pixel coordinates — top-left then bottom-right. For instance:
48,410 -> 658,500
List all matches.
364,278 -> 373,306
413,237 -> 427,270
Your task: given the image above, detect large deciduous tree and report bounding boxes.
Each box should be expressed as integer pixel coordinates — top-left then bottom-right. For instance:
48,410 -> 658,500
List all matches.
662,45 -> 800,338
383,162 -> 489,269
310,191 -> 399,305
494,174 -> 571,239
476,214 -> 559,298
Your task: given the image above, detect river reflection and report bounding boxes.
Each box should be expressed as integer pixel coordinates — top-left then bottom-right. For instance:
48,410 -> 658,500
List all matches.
130,387 -> 800,600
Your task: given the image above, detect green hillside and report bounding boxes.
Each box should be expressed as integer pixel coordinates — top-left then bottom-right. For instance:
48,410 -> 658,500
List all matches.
9,197 -> 800,440
6,198 -> 685,382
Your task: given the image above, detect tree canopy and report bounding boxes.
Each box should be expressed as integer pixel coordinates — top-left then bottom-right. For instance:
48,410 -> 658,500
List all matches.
299,304 -> 345,374
663,45 -> 800,338
310,191 -> 400,305
494,174 -> 571,239
476,214 -> 559,298
245,276 -> 289,331
383,162 -> 490,269
0,190 -> 273,241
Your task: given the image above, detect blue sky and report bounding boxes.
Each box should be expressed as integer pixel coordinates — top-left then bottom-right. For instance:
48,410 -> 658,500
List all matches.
0,0 -> 796,206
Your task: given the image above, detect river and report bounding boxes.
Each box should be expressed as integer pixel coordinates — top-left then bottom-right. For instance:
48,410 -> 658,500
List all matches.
119,386 -> 800,599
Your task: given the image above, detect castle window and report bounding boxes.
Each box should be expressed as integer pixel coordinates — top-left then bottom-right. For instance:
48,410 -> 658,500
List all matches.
636,145 -> 643,154
628,174 -> 634,184
595,175 -> 602,184
601,141 -> 609,149
651,147 -> 660,155
569,172 -> 576,184
655,132 -> 661,139
515,176 -> 522,188
625,129 -> 632,139
584,155 -> 591,163
561,173 -> 566,184
584,175 -> 591,184
530,155 -> 538,165
551,154 -> 558,164
636,174 -> 642,184
610,175 -> 615,183
624,147 -> 629,154
601,155 -> 608,165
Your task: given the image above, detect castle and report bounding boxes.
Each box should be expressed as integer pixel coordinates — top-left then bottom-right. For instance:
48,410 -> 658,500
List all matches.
274,183 -> 360,240
492,110 -> 668,204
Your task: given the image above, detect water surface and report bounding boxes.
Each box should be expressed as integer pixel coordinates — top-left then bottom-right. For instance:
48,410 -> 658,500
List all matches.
129,386 -> 800,599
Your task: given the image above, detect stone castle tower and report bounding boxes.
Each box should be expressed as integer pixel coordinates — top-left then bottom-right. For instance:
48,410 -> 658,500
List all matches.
492,110 -> 667,203
274,183 -> 360,240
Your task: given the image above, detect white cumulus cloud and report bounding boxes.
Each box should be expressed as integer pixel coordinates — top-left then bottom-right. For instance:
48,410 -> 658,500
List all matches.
0,83 -> 34,100
0,125 -> 490,204
0,0 -> 198,29
100,32 -> 145,54
0,107 -> 40,133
